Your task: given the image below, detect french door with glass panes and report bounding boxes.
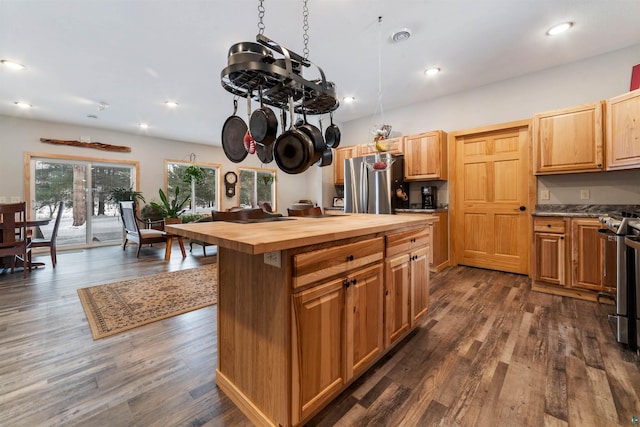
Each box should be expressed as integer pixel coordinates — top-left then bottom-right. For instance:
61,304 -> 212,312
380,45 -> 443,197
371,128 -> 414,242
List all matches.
28,155 -> 139,249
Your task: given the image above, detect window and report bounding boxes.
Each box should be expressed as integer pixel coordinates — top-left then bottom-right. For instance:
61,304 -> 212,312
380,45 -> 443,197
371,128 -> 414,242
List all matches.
238,167 -> 277,211
165,161 -> 220,214
27,153 -> 139,248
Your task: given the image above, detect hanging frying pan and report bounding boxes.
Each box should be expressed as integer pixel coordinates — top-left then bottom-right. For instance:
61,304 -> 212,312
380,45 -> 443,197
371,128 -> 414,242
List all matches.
221,99 -> 248,163
256,142 -> 274,164
325,111 -> 341,148
297,109 -> 326,165
317,147 -> 333,167
274,98 -> 313,174
250,89 -> 278,146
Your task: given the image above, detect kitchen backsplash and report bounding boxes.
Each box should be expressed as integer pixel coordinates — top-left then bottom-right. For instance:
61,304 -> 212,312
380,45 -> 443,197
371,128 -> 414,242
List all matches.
537,169 -> 640,205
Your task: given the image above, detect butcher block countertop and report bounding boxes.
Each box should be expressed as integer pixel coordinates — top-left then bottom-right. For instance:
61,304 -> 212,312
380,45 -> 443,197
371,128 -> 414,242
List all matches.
165,213 -> 437,255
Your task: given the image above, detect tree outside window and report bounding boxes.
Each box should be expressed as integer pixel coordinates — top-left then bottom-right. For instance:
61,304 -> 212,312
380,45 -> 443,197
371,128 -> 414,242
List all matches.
166,162 -> 219,214
238,168 -> 276,211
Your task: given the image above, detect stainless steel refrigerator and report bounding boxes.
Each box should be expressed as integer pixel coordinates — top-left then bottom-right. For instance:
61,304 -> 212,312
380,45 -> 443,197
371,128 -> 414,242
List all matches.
344,154 -> 408,214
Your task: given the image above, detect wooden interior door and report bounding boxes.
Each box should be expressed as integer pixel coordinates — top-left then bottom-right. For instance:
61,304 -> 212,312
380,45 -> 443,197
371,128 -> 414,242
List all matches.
453,122 -> 531,274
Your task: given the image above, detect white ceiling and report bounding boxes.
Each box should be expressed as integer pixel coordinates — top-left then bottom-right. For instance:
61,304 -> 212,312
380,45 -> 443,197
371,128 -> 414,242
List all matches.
1,0 -> 640,146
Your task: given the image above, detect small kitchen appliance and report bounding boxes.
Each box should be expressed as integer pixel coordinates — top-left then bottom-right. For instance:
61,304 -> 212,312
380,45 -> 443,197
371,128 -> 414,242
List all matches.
421,186 -> 437,209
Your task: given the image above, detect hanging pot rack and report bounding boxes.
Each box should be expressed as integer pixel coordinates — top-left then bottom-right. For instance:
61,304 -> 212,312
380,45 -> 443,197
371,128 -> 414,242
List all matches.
220,34 -> 339,115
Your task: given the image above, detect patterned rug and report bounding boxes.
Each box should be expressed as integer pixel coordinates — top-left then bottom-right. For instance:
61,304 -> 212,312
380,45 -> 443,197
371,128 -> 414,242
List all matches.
77,263 -> 217,339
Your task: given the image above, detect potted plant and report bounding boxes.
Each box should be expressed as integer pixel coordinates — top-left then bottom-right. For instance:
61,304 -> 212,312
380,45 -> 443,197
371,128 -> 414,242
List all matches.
150,187 -> 189,224
182,164 -> 205,185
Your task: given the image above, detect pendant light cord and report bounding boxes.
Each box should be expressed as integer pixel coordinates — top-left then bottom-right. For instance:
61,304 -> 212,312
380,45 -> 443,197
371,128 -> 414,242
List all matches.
302,0 -> 310,60
377,16 -> 384,124
257,0 -> 265,35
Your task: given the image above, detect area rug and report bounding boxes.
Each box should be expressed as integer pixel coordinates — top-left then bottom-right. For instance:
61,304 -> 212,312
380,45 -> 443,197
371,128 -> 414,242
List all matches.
77,263 -> 217,340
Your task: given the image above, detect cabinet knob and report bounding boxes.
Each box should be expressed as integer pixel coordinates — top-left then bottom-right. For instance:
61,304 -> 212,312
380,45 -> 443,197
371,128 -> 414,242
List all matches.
344,279 -> 350,288
351,279 -> 357,285
547,224 -> 551,227
346,255 -> 354,261
519,205 -> 526,212
597,163 -> 602,168
560,237 -> 564,240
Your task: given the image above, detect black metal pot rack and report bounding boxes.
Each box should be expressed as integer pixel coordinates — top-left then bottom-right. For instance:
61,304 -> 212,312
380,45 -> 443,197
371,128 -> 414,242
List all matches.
220,34 -> 339,115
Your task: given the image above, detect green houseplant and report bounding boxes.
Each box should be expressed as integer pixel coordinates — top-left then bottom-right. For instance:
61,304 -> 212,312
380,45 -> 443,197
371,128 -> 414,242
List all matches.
182,164 -> 205,185
109,186 -> 145,206
150,187 -> 190,221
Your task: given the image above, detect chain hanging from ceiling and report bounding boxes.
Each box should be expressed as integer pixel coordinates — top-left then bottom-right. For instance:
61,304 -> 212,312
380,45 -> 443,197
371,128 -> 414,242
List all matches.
257,0 -> 265,35
302,0 -> 310,60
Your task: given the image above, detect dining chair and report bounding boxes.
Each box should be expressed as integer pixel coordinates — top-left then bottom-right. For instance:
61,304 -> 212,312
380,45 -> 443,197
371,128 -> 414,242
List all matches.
30,201 -> 63,268
0,202 -> 32,277
287,206 -> 323,217
119,201 -> 170,258
212,208 -> 265,221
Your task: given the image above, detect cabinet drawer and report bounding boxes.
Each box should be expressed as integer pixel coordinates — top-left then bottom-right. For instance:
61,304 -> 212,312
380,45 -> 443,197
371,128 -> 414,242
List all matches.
293,238 -> 384,289
533,218 -> 566,233
386,227 -> 431,258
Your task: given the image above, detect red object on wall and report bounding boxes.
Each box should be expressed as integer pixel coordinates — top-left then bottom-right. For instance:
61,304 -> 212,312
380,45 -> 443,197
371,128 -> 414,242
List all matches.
631,64 -> 640,91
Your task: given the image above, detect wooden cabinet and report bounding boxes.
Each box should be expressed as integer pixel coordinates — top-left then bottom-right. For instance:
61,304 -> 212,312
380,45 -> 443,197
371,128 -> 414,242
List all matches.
532,102 -> 604,174
333,146 -> 358,185
384,227 -> 431,347
532,217 -> 567,286
403,130 -> 448,181
431,211 -> 449,272
606,88 -> 640,171
532,216 -> 615,300
570,218 -> 615,293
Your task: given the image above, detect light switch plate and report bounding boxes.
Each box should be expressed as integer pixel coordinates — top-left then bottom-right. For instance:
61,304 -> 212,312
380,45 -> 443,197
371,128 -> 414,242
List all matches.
580,189 -> 590,200
540,190 -> 550,200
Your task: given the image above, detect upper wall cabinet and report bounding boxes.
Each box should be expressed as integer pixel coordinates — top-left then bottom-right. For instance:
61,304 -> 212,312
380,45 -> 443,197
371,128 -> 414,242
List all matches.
532,102 -> 604,174
403,130 -> 448,181
358,137 -> 404,157
606,88 -> 640,171
333,146 -> 358,185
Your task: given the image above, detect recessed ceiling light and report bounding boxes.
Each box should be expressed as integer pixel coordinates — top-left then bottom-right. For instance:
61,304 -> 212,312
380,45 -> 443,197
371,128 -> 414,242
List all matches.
14,101 -> 32,109
97,101 -> 109,111
343,96 -> 356,104
165,100 -> 179,108
1,59 -> 26,70
138,123 -> 149,129
425,67 -> 441,76
391,29 -> 411,43
546,22 -> 573,36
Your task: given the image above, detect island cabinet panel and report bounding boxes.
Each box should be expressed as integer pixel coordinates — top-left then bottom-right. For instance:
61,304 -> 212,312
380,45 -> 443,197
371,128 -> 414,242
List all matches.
570,218 -> 610,292
292,279 -> 345,424
384,226 -> 431,348
606,88 -> 640,170
532,102 -> 604,174
384,253 -> 411,348
403,130 -> 448,181
291,263 -> 383,424
292,237 -> 384,289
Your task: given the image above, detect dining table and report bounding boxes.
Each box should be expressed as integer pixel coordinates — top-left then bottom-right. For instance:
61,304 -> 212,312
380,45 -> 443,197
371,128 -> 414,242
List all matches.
0,218 -> 52,270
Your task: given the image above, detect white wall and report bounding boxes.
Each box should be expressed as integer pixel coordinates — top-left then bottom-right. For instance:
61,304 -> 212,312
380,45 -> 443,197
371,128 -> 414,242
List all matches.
0,115 -> 315,213
330,43 -> 640,207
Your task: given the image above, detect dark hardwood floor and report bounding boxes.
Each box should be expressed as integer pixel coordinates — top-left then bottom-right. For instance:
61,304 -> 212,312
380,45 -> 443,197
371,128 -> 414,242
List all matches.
1,245 -> 639,426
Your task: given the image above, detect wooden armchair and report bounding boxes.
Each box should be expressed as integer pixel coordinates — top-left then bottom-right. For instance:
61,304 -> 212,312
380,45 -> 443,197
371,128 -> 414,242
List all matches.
287,206 -> 323,217
119,201 -> 170,258
0,202 -> 31,277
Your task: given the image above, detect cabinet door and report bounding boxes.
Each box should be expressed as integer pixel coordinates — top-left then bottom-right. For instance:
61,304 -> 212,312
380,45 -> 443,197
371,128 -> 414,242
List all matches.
570,219 -> 604,291
384,254 -> 411,348
606,89 -> 640,171
533,102 -> 604,174
292,279 -> 345,422
534,232 -> 566,286
333,146 -> 357,185
358,137 -> 403,156
411,247 -> 430,324
404,130 -> 447,181
431,212 -> 449,272
345,264 -> 384,380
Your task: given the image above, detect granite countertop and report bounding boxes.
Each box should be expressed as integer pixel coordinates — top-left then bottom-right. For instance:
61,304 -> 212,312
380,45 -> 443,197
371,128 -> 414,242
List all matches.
532,204 -> 640,218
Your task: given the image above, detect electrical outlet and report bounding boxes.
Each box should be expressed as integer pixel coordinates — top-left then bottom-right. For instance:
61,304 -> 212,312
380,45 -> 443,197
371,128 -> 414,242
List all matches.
10,196 -> 21,202
264,251 -> 281,268
580,189 -> 590,200
540,190 -> 550,200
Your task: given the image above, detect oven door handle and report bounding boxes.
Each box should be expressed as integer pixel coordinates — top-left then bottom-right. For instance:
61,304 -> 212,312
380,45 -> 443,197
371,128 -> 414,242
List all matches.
598,228 -> 616,283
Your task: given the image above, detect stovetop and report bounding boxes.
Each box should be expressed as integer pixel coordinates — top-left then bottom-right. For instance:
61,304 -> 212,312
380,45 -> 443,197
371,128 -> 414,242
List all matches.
598,211 -> 640,234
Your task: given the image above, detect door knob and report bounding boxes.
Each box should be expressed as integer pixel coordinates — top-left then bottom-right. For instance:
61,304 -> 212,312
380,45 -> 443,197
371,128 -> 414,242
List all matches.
519,205 -> 526,211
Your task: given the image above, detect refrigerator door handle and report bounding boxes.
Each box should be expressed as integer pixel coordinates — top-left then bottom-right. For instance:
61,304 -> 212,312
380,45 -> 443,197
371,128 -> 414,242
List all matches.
360,161 -> 368,212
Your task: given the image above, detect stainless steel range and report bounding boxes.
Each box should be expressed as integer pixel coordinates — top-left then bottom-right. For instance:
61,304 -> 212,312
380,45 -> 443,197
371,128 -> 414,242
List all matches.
598,212 -> 640,350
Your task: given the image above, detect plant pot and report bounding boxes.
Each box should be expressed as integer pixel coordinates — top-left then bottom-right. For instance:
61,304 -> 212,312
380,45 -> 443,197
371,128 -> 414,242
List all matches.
164,217 -> 182,225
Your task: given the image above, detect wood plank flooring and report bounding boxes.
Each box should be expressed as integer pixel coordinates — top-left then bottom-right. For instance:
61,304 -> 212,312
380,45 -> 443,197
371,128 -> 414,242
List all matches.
1,246 -> 639,426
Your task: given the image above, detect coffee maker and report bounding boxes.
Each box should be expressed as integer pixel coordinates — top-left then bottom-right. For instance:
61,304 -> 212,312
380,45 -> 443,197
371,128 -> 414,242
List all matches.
421,186 -> 437,209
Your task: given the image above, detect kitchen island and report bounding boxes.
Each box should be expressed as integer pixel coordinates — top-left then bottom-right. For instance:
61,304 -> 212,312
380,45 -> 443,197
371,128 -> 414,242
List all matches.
166,213 -> 437,426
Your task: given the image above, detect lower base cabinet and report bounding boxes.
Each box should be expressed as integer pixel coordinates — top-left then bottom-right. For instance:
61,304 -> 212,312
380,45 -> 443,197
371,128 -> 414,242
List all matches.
532,216 -> 615,299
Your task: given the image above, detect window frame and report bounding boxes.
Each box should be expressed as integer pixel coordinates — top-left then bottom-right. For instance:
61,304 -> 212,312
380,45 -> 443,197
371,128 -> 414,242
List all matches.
237,166 -> 277,212
164,159 -> 221,215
